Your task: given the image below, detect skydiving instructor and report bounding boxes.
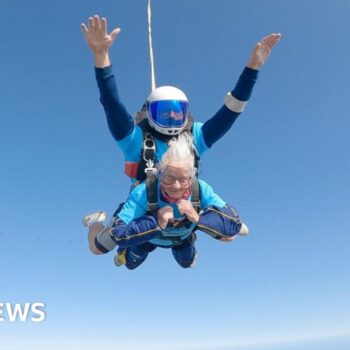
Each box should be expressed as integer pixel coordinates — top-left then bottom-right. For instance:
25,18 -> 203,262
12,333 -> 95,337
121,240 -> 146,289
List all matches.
80,15 -> 281,185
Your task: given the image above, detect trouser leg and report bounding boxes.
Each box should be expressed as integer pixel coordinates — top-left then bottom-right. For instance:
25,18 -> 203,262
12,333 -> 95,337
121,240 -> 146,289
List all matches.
172,233 -> 197,268
124,243 -> 156,270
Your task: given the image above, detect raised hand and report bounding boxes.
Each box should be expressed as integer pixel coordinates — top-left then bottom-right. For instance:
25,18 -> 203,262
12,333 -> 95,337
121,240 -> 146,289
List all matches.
246,33 -> 281,70
81,15 -> 121,67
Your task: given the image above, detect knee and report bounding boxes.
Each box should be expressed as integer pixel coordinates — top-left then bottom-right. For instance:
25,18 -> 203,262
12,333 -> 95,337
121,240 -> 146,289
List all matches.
177,260 -> 194,268
124,249 -> 148,270
89,243 -> 105,255
173,249 -> 197,269
125,263 -> 139,270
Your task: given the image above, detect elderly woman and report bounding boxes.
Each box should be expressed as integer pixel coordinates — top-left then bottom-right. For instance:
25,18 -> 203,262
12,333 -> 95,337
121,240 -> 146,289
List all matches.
84,134 -> 248,269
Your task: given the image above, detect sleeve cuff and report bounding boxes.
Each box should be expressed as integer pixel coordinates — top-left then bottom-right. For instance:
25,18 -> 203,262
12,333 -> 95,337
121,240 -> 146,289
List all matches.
242,66 -> 259,80
95,65 -> 114,80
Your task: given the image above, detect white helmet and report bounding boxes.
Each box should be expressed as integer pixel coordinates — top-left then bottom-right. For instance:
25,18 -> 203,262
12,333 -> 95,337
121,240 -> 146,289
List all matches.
147,86 -> 189,135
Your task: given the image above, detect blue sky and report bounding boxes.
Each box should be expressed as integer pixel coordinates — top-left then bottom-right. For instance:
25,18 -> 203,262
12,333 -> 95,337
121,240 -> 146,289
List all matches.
1,0 -> 350,349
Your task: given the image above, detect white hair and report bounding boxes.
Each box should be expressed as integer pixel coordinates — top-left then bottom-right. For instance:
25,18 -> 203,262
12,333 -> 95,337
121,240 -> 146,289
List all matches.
159,133 -> 196,176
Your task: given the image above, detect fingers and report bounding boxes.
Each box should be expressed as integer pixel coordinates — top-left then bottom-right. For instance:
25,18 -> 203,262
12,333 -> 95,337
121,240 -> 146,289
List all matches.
270,33 -> 281,48
177,200 -> 193,215
177,199 -> 185,206
260,33 -> 281,49
101,17 -> 107,35
176,200 -> 185,213
93,15 -> 101,32
83,15 -> 102,33
110,27 -> 122,41
80,23 -> 88,35
82,15 -> 121,40
252,42 -> 261,54
159,206 -> 173,216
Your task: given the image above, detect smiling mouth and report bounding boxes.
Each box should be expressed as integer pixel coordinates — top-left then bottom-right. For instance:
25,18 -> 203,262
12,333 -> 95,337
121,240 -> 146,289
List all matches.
166,190 -> 180,195
165,190 -> 182,196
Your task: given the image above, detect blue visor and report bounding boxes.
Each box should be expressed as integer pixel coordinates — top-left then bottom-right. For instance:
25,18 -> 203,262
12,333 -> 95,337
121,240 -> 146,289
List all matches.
148,100 -> 188,128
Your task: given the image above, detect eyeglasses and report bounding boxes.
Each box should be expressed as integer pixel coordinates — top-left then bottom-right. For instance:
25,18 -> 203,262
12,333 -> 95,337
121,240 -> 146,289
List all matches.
161,174 -> 192,186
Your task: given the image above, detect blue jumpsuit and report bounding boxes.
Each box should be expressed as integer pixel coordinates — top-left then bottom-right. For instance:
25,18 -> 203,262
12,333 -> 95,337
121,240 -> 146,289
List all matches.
94,179 -> 243,269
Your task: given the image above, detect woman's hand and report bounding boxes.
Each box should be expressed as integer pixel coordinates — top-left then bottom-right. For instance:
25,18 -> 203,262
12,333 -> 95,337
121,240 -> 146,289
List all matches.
177,199 -> 199,223
157,206 -> 174,229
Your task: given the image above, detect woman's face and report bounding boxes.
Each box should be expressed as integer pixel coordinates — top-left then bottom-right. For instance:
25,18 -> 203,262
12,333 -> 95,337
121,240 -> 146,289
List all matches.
160,161 -> 193,199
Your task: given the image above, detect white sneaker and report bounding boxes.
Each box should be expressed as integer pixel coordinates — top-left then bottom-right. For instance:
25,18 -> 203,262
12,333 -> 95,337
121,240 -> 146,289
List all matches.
82,211 -> 107,227
238,222 -> 249,236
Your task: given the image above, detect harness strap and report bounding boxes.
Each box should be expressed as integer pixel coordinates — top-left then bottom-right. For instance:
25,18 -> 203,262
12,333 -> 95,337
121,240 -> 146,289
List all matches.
145,176 -> 201,242
145,171 -> 158,214
190,179 -> 200,213
136,119 -> 156,182
135,114 -> 197,182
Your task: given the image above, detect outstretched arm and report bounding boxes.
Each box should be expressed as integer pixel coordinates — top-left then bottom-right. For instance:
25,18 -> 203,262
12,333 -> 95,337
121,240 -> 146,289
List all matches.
201,33 -> 281,148
81,15 -> 134,141
196,180 -> 247,241
197,204 -> 243,242
94,187 -> 166,251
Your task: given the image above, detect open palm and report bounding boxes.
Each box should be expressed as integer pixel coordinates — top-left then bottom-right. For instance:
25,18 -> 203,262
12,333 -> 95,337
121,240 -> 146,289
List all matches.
81,15 -> 121,54
247,33 -> 281,70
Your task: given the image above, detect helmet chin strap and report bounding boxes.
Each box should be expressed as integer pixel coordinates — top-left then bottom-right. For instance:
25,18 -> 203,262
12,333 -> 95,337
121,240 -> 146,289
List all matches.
148,0 -> 156,91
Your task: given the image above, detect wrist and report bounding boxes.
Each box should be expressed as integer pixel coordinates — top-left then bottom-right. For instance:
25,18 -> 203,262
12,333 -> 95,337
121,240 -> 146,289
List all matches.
157,218 -> 167,229
193,212 -> 200,223
246,62 -> 261,70
94,51 -> 111,68
188,210 -> 199,223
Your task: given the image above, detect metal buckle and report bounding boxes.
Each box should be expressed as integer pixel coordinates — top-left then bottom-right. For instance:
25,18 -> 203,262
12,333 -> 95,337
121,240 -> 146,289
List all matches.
143,134 -> 156,162
144,159 -> 157,176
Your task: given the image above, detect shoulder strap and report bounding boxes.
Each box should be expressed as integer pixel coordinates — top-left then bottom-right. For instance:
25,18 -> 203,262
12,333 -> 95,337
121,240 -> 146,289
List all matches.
135,113 -> 200,182
190,178 -> 201,212
145,172 -> 159,214
136,119 -> 156,182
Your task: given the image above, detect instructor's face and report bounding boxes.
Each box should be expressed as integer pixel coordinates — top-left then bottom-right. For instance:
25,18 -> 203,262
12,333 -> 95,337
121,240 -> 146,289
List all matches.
160,162 -> 192,199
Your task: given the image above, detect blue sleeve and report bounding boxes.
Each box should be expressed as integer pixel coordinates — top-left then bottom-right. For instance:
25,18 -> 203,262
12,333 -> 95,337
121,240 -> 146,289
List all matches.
231,66 -> 259,101
192,122 -> 209,156
95,65 -> 135,141
117,125 -> 143,161
111,215 -> 163,248
198,180 -> 242,239
201,67 -> 259,148
197,204 -> 243,239
116,184 -> 148,223
199,180 -> 226,209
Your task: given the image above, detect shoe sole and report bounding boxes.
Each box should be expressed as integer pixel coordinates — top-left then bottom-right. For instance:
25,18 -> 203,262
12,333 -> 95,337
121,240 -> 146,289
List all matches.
82,211 -> 107,227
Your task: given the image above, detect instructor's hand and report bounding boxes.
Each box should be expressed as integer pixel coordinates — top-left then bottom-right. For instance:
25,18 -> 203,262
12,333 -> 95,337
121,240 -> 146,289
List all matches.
246,33 -> 281,70
81,15 -> 121,67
